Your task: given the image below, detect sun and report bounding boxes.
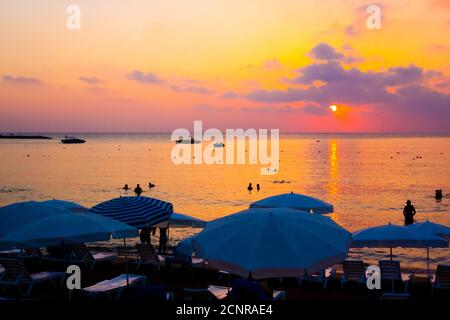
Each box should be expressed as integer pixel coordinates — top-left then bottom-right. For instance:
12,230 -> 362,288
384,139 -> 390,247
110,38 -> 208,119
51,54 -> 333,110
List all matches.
329,105 -> 338,112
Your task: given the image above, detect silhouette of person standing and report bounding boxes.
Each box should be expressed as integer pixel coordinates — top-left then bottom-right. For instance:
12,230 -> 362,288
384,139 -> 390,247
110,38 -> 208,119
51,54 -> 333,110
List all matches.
134,184 -> 143,196
159,227 -> 168,254
256,184 -> 260,191
247,183 -> 253,191
403,200 -> 416,225
139,228 -> 151,244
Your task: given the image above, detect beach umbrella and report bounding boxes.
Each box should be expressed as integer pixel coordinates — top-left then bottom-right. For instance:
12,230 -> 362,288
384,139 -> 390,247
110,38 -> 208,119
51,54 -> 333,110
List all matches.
351,223 -> 448,262
0,212 -> 138,249
90,196 -> 173,229
249,192 -> 334,214
406,220 -> 450,273
0,212 -> 138,285
0,201 -> 70,238
41,200 -> 88,213
169,213 -> 207,228
406,220 -> 450,240
175,236 -> 195,256
191,208 -> 351,279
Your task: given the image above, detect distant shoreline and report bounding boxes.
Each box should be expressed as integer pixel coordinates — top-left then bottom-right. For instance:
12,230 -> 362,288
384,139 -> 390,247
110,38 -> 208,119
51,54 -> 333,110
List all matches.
0,134 -> 52,140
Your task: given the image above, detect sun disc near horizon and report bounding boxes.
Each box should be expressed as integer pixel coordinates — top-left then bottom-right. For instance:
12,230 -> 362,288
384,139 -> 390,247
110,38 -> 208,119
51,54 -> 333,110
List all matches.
329,105 -> 338,112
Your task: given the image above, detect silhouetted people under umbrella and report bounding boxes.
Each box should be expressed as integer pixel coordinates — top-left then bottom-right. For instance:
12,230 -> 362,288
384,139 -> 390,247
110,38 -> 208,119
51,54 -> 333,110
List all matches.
403,200 -> 416,226
159,227 -> 168,254
139,228 -> 151,244
134,184 -> 143,196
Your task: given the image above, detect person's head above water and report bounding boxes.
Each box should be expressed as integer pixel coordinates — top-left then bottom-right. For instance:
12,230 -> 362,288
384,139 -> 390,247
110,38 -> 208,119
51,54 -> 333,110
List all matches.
406,200 -> 411,205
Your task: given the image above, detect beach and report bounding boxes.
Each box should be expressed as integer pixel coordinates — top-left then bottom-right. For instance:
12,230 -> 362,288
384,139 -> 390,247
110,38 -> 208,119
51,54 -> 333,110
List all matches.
1,133 -> 449,272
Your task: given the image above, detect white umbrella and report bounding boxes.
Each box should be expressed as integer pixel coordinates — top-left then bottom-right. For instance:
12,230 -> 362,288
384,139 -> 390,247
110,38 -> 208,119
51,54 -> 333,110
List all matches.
0,201 -> 70,237
406,220 -> 450,273
41,200 -> 88,213
249,192 -> 334,214
0,212 -> 138,249
351,223 -> 448,261
0,212 -> 138,285
406,220 -> 450,240
169,213 -> 207,228
191,208 -> 351,279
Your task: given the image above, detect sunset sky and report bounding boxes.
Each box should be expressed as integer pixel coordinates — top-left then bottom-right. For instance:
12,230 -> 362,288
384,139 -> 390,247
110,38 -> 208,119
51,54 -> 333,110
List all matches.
0,0 -> 449,133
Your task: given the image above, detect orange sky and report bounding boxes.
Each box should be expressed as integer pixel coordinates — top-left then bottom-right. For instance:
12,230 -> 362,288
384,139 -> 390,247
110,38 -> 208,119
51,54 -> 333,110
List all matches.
0,0 -> 449,132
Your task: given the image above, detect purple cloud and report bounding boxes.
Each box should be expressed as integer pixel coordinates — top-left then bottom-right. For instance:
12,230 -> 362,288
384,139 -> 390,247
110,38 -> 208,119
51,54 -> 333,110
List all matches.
127,70 -> 164,84
79,76 -> 102,85
245,44 -> 450,121
2,75 -> 43,85
309,43 -> 345,61
171,85 -> 213,94
221,91 -> 240,99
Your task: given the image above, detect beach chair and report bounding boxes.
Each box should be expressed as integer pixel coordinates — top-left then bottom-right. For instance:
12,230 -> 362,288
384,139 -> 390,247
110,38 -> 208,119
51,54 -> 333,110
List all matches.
298,267 -> 336,289
0,257 -> 65,296
341,260 -> 366,288
379,293 -> 411,300
429,264 -> 450,295
0,265 -> 5,281
183,287 -> 223,301
68,243 -> 117,270
120,284 -> 174,301
379,260 -> 413,293
229,279 -> 286,301
132,244 -> 165,271
81,274 -> 146,300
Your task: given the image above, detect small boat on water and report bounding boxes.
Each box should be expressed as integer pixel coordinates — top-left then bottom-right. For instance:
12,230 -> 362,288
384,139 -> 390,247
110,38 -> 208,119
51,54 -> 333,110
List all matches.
61,136 -> 86,144
175,137 -> 201,144
213,142 -> 225,148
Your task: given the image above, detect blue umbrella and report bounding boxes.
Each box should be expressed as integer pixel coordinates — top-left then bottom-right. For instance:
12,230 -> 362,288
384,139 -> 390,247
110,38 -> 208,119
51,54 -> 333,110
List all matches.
250,192 -> 334,214
89,196 -> 173,228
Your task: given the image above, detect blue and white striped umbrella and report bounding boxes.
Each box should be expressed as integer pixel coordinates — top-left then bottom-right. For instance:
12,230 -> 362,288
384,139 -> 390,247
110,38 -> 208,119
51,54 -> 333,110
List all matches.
89,196 -> 173,229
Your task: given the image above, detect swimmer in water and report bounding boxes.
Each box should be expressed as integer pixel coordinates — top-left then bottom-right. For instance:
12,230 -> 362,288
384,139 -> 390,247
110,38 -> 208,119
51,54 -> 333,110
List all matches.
134,184 -> 143,196
123,184 -> 129,190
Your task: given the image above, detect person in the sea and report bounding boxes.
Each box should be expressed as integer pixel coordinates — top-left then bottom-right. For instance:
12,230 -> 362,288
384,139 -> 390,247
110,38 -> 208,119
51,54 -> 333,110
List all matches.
256,184 -> 260,191
403,200 -> 416,225
247,183 -> 253,191
148,182 -> 155,189
134,184 -> 143,196
123,184 -> 129,190
158,227 -> 168,254
139,228 -> 151,244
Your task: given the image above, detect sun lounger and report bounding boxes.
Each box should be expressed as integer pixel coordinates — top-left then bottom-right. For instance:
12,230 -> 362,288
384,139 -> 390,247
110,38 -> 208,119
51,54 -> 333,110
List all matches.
183,287 -> 224,300
82,274 -> 146,300
120,284 -> 174,301
379,293 -> 411,300
341,260 -> 366,288
0,257 -> 66,296
298,267 -> 336,289
229,279 -> 286,301
379,260 -> 414,293
132,244 -> 165,271
429,264 -> 450,295
68,243 -> 117,269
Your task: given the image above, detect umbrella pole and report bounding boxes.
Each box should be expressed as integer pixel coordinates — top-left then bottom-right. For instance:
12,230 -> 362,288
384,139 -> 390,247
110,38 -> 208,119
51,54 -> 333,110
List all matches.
390,247 -> 393,261
124,238 -> 129,286
427,247 -> 430,275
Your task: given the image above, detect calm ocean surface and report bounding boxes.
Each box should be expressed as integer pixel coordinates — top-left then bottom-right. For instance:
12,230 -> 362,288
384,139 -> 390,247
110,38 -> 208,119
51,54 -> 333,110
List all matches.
1,133 -> 449,271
